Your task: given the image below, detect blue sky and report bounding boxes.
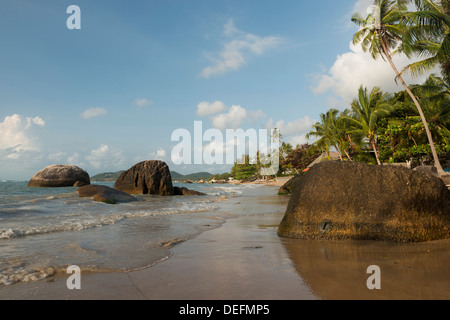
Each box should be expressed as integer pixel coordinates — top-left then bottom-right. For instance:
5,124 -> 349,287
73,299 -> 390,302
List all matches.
0,0 -> 433,179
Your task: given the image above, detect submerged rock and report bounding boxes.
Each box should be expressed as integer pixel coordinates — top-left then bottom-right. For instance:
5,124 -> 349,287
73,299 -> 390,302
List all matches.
28,165 -> 90,188
77,184 -> 137,204
114,160 -> 173,195
277,161 -> 450,242
173,186 -> 206,196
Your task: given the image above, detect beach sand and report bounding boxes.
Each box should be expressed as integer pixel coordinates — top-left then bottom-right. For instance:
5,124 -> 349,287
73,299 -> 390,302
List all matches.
1,209 -> 450,300
233,176 -> 292,187
0,212 -> 316,300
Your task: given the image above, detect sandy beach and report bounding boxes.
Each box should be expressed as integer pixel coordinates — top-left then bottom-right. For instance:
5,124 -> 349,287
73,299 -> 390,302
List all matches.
1,204 -> 450,300
0,211 -> 316,300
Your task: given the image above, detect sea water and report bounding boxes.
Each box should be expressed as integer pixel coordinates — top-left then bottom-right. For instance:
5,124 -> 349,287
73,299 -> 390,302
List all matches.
0,181 -> 287,286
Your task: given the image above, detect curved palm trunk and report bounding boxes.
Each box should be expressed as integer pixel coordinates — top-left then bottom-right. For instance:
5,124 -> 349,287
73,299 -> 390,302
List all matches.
378,30 -> 446,176
370,138 -> 382,165
334,145 -> 344,161
344,149 -> 353,161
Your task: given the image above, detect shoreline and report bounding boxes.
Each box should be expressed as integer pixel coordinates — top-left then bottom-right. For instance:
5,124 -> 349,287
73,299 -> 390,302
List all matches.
1,209 -> 450,300
1,183 -> 449,300
0,211 -> 317,300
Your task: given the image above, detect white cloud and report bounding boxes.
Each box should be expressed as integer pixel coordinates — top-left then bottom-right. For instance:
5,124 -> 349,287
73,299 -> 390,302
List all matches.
47,151 -> 66,162
212,105 -> 248,130
289,134 -> 309,147
264,116 -> 315,148
67,152 -> 82,165
196,101 -> 227,116
150,148 -> 167,160
312,42 -> 438,105
0,114 -> 45,155
85,144 -> 125,170
201,19 -> 284,78
353,0 -> 376,16
80,107 -> 108,119
195,101 -> 267,130
265,116 -> 315,136
134,98 -> 153,107
0,114 -> 47,178
25,116 -> 45,129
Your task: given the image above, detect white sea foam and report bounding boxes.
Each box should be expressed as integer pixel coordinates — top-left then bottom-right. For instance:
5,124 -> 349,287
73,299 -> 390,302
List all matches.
0,181 -> 287,288
0,202 -> 219,240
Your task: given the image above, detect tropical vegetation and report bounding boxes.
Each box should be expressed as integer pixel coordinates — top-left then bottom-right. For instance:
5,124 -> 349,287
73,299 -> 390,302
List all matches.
231,0 -> 449,181
351,0 -> 449,175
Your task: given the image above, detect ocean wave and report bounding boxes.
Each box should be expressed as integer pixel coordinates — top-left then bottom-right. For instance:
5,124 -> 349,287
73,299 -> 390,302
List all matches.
0,265 -> 56,286
0,202 -> 219,240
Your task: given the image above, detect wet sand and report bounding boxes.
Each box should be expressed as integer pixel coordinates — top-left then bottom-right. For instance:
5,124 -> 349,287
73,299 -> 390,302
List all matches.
1,211 -> 449,300
0,212 -> 316,300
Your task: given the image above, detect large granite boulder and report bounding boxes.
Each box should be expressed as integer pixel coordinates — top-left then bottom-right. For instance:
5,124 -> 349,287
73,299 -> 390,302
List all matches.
77,184 -> 137,204
114,160 -> 174,195
277,161 -> 450,242
28,165 -> 90,187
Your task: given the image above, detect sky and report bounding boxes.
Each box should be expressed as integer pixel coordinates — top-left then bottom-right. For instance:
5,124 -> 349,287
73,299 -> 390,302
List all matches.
0,0 -> 436,180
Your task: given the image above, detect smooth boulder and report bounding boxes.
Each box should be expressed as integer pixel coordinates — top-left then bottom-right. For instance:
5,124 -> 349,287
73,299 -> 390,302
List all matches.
114,160 -> 174,195
77,185 -> 137,204
277,161 -> 450,242
28,165 -> 90,187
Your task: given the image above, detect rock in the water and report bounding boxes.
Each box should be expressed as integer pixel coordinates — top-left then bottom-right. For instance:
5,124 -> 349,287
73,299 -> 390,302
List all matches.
277,161 -> 450,242
77,184 -> 137,204
28,165 -> 90,187
114,160 -> 174,195
173,186 -> 206,196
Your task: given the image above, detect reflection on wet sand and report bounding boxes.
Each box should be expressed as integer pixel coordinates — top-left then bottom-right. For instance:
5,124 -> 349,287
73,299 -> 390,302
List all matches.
281,237 -> 450,300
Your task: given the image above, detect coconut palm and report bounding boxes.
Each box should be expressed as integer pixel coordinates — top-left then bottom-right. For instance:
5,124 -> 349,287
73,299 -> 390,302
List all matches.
343,86 -> 395,165
335,109 -> 361,161
410,75 -> 450,144
306,109 -> 344,161
402,0 -> 450,83
352,0 -> 446,175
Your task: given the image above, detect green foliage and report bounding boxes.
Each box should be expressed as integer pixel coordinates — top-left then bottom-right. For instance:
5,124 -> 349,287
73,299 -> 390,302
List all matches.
231,155 -> 258,180
307,77 -> 449,166
281,143 -> 322,173
351,0 -> 448,173
402,0 -> 450,83
213,172 -> 231,181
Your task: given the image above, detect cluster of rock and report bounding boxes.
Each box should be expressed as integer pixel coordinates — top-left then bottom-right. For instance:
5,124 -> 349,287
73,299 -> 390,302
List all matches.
27,160 -> 450,242
277,161 -> 450,242
27,160 -> 205,204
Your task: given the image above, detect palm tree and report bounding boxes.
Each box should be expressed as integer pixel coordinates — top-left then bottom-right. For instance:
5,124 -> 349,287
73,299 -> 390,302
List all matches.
410,75 -> 450,144
306,109 -> 344,161
335,109 -> 360,161
343,86 -> 395,165
352,0 -> 446,175
414,74 -> 450,98
402,0 -> 450,84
